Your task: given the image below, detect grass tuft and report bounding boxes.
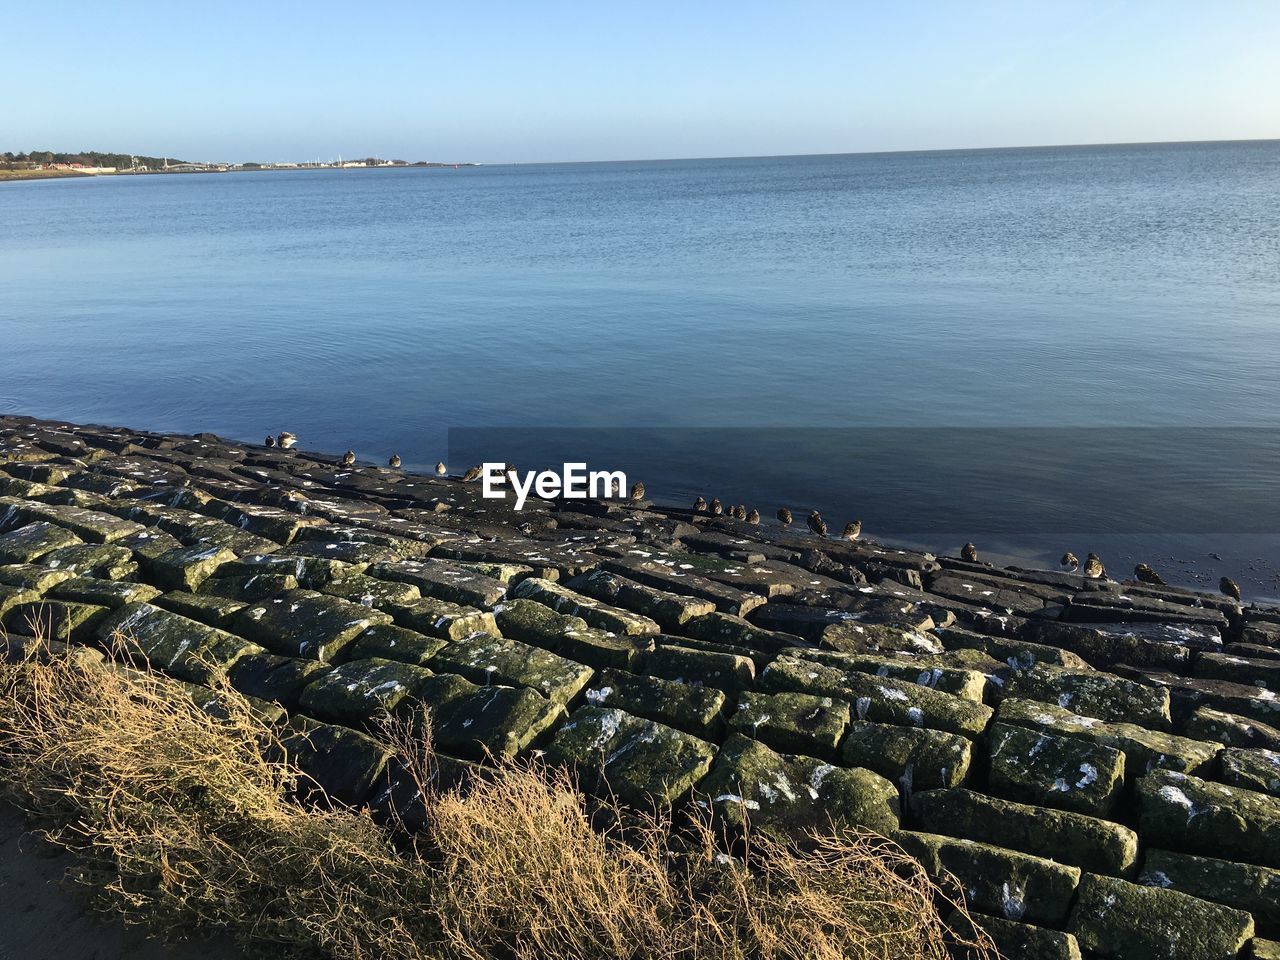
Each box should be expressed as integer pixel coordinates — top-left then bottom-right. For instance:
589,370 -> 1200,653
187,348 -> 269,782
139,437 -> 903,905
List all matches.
0,635 -> 996,960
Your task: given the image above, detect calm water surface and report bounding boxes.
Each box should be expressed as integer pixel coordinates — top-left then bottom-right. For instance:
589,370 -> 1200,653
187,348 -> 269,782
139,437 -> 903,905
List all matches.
3,142 -> 1280,591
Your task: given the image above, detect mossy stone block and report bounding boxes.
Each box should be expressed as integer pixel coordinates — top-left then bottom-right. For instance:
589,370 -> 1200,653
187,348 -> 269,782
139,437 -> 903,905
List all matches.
428,632 -> 593,704
0,521 -> 82,564
729,689 -> 850,759
298,657 -> 434,726
388,596 -> 498,640
911,787 -> 1138,874
584,667 -> 726,737
346,623 -> 447,667
896,829 -> 1080,926
1066,872 -> 1253,960
702,733 -> 899,836
841,720 -> 972,791
543,705 -> 716,806
232,589 -> 392,661
511,576 -> 661,635
1141,848 -> 1280,935
1138,770 -> 1280,869
988,721 -> 1125,816
759,656 -> 993,736
229,652 -> 333,709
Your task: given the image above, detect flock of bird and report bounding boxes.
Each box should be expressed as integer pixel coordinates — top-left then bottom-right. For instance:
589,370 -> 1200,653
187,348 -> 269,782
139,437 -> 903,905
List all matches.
263,432 -> 1245,601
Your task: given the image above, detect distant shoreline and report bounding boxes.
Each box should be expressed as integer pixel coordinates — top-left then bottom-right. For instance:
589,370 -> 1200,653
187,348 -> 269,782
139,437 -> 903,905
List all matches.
0,164 -> 480,184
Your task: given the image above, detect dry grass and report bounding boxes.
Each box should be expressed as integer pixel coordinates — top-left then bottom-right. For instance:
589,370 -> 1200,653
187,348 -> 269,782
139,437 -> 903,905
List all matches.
0,636 -> 996,960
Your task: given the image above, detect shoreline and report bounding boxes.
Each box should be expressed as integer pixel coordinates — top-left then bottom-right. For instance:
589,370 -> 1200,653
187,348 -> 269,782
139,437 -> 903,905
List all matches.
3,411 -> 1280,959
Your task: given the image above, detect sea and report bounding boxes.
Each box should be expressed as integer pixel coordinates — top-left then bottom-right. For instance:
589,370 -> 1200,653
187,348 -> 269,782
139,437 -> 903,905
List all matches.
3,141 -> 1280,595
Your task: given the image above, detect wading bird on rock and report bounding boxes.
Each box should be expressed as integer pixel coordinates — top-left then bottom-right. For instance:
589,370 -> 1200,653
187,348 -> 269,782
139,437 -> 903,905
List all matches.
388,454 -> 401,468
1221,576 -> 1242,601
1061,552 -> 1079,571
777,506 -> 792,525
1134,563 -> 1166,585
710,499 -> 723,515
1083,553 -> 1106,579
436,461 -> 447,476
693,496 -> 707,512
842,520 -> 861,541
277,432 -> 297,449
808,511 -> 827,537
961,542 -> 978,562
341,450 -> 356,467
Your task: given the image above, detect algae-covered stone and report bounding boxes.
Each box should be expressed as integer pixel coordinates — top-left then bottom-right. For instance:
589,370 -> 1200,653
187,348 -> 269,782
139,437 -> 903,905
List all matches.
229,652 -> 333,709
115,526 -> 184,561
543,705 -> 716,806
494,597 -> 654,670
0,583 -> 40,620
214,552 -> 349,589
297,657 -> 434,726
759,656 -> 993,737
938,624 -> 1092,671
388,596 -> 498,640
49,576 -> 161,609
1220,748 -> 1280,796
428,632 -> 593,703
368,559 -> 507,609
911,787 -> 1139,874
729,690 -> 850,759
183,683 -> 287,726
702,733 -> 898,835
199,572 -> 300,601
317,573 -> 421,609
566,569 -> 716,631
1185,705 -> 1280,750
998,696 -> 1221,775
0,521 -> 82,563
1066,872 -> 1254,960
1255,938 -> 1280,960
988,721 -> 1124,815
145,544 -> 237,591
1140,848 -> 1280,935
1005,661 -> 1172,729
680,611 -> 803,656
643,643 -> 755,692
1138,769 -> 1280,868
0,563 -> 77,592
346,623 -> 447,667
97,602 -> 264,684
232,589 -> 392,661
275,539 -> 400,569
948,910 -> 1083,960
841,721 -> 971,791
3,599 -> 110,642
421,675 -> 565,760
154,590 -> 247,629
585,668 -> 726,737
511,576 -> 661,635
1197,651 -> 1280,690
38,543 -> 136,580
786,647 -> 988,701
279,716 -> 391,807
895,830 -> 1080,925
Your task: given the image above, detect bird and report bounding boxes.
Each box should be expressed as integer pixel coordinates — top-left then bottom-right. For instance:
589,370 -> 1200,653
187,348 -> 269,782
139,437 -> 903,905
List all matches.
1061,552 -> 1079,571
842,520 -> 861,541
341,450 -> 356,467
733,504 -> 747,520
710,499 -> 723,515
1220,576 -> 1242,601
435,461 -> 447,476
388,454 -> 402,468
277,432 -> 297,449
746,508 -> 760,524
1083,553 -> 1106,579
462,465 -> 482,482
264,434 -> 276,448
1134,563 -> 1166,586
961,542 -> 978,562
807,511 -> 828,537
630,481 -> 645,500
777,506 -> 793,526
609,477 -> 623,497
693,496 -> 707,512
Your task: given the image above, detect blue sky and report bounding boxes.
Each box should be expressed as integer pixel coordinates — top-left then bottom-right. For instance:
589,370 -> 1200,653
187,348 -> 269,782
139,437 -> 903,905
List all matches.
5,1 -> 1278,163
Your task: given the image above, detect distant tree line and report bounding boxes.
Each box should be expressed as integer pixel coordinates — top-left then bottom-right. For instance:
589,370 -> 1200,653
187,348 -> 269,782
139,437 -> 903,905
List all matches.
1,150 -> 187,169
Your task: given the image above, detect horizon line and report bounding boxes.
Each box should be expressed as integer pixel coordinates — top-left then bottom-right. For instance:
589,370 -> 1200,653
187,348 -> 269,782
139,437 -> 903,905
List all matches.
11,135 -> 1279,169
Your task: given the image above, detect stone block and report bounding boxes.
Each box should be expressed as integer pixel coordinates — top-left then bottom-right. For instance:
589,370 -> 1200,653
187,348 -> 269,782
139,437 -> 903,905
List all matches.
988,721 -> 1125,815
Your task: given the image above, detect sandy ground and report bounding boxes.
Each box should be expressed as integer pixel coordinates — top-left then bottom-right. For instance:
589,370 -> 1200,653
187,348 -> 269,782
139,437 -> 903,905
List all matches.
0,805 -> 244,960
